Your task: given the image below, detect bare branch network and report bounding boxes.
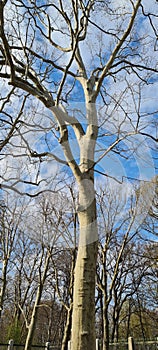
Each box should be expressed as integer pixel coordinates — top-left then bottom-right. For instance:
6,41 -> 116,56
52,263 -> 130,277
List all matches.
0,2 -> 157,349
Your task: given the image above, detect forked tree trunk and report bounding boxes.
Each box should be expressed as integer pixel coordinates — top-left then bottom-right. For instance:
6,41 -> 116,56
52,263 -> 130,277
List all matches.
71,177 -> 98,350
24,253 -> 51,350
61,249 -> 76,350
52,95 -> 98,350
24,298 -> 40,350
61,305 -> 73,350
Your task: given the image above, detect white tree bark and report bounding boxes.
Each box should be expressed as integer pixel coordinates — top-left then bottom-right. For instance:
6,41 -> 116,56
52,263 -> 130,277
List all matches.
71,179 -> 98,350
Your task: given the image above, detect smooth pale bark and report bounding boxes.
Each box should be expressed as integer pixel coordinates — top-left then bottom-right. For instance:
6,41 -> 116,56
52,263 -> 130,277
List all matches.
68,94 -> 98,349
50,92 -> 98,350
71,176 -> 98,350
71,241 -> 98,350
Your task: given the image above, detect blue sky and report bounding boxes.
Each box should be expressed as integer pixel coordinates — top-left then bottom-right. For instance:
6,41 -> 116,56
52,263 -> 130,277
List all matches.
0,0 -> 157,210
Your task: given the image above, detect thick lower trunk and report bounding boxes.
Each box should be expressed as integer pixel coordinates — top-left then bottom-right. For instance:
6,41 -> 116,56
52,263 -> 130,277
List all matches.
71,180 -> 98,350
71,241 -> 98,350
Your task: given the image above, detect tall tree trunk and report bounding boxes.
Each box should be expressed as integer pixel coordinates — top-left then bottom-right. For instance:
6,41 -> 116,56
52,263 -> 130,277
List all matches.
61,305 -> 73,350
103,301 -> 110,350
24,296 -> 40,350
51,95 -> 98,350
0,259 -> 8,319
24,252 -> 51,350
61,249 -> 76,350
71,177 -> 98,350
127,300 -> 132,339
99,289 -> 104,342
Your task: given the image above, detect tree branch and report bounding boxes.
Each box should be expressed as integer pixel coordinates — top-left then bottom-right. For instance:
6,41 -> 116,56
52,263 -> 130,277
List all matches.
94,0 -> 141,98
0,0 -> 15,81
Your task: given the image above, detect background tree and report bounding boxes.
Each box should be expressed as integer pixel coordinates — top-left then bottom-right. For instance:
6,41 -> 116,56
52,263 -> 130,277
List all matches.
96,181 -> 158,349
0,183 -> 157,347
0,184 -> 78,347
0,1 -> 158,349
0,195 -> 27,321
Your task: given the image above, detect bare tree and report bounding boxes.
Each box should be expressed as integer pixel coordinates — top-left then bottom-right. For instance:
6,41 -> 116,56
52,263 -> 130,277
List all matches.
0,1 -> 157,349
96,181 -> 158,349
0,195 -> 27,320
37,188 -> 78,350
149,176 -> 158,221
